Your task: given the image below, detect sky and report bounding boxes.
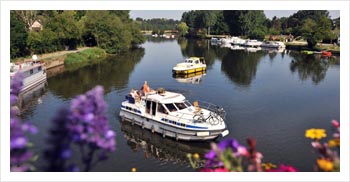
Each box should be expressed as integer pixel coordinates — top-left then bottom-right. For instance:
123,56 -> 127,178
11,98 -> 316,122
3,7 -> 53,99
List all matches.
130,10 -> 340,20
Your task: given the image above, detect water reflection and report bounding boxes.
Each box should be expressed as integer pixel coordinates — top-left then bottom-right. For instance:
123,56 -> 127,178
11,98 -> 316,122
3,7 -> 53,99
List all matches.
178,39 -> 229,66
221,50 -> 265,87
289,51 -> 336,84
47,48 -> 145,99
120,120 -> 209,164
172,71 -> 206,84
18,81 -> 48,114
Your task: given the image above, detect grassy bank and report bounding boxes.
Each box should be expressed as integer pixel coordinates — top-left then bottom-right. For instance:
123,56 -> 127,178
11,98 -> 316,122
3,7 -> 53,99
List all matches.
64,47 -> 106,64
285,42 -> 340,54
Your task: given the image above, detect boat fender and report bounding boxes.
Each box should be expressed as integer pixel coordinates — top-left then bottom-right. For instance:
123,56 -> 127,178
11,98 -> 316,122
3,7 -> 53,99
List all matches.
175,133 -> 179,141
131,118 -> 135,126
151,125 -> 155,133
163,130 -> 166,138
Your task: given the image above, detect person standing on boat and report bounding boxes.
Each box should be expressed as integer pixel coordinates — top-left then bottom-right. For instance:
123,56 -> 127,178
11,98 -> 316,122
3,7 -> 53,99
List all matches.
143,81 -> 151,93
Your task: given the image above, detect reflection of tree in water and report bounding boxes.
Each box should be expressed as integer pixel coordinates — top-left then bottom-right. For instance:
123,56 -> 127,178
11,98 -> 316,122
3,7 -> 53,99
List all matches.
221,50 -> 265,87
177,39 -> 229,66
48,48 -> 145,99
120,120 -> 209,166
289,51 -> 336,84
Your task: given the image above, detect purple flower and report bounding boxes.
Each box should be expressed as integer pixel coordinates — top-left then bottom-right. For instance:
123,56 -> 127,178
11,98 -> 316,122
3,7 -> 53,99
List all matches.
68,86 -> 116,152
10,73 -> 23,97
10,74 -> 36,172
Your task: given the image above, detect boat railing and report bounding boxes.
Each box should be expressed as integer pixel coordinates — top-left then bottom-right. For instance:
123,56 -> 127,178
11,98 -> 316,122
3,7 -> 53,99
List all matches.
195,100 -> 226,118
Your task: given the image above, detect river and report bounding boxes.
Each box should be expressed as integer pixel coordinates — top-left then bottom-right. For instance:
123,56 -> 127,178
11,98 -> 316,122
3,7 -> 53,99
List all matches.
20,38 -> 340,172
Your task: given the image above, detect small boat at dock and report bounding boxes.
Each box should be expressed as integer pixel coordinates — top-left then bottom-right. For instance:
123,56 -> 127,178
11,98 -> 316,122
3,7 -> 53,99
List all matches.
10,60 -> 47,93
172,57 -> 206,75
119,85 -> 229,141
321,51 -> 332,57
302,50 -> 314,55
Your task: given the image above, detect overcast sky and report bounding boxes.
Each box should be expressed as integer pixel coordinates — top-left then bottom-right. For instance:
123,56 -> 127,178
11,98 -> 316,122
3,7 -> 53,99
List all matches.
130,10 -> 340,20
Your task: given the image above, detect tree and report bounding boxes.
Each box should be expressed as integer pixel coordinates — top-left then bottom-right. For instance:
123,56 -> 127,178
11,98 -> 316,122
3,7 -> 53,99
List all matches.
45,11 -> 82,50
10,11 -> 28,58
14,10 -> 37,31
177,22 -> 189,36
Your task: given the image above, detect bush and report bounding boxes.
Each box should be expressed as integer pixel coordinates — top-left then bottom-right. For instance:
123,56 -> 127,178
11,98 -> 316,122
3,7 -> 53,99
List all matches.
64,47 -> 106,64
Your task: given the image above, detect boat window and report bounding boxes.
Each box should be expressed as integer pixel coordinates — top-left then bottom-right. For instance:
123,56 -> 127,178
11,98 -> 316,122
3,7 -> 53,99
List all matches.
158,104 -> 168,114
146,100 -> 151,114
195,60 -> 199,64
165,103 -> 178,112
184,101 -> 192,107
175,102 -> 187,110
188,60 -> 193,63
151,101 -> 156,116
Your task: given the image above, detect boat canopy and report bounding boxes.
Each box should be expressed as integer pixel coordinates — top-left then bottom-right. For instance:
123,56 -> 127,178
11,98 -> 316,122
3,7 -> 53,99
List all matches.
145,91 -> 186,104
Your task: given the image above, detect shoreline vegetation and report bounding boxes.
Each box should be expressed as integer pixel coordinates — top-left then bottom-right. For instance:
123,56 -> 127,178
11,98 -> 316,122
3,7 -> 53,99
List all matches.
11,10 -> 339,66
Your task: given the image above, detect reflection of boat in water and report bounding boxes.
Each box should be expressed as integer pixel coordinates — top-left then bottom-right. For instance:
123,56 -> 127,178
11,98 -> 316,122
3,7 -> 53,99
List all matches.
173,71 -> 206,84
17,81 -> 47,111
10,61 -> 47,93
230,45 -> 245,50
119,86 -> 229,141
172,57 -> 206,75
120,120 -> 210,164
261,47 -> 285,53
245,47 -> 262,52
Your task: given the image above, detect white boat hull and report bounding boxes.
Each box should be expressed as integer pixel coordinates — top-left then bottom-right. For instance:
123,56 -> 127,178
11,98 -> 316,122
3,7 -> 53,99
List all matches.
119,109 -> 228,141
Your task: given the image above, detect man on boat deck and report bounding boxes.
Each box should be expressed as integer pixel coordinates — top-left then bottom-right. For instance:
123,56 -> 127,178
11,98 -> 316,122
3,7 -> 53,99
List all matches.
143,81 -> 151,93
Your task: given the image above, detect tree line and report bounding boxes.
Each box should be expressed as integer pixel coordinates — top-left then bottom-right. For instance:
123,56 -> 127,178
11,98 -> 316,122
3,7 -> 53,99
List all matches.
10,10 -> 145,59
135,17 -> 179,34
179,10 -> 340,48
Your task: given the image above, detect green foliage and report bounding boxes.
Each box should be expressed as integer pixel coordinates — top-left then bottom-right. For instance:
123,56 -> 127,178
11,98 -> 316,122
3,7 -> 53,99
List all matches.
64,47 -> 105,64
176,22 -> 189,36
10,12 -> 28,58
83,11 -> 144,54
10,10 -> 145,58
136,18 -> 178,32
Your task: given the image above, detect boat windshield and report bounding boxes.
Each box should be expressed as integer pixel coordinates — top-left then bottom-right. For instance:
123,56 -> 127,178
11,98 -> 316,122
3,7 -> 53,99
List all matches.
175,102 -> 187,110
165,103 -> 178,112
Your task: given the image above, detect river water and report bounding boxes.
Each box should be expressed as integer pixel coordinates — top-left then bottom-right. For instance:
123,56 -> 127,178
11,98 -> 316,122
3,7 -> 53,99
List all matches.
20,38 -> 340,172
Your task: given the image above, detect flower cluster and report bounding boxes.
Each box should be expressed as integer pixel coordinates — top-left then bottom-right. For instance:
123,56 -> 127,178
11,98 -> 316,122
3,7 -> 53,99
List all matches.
188,138 -> 297,172
10,73 -> 37,172
305,120 -> 340,172
44,86 -> 116,171
68,86 -> 116,152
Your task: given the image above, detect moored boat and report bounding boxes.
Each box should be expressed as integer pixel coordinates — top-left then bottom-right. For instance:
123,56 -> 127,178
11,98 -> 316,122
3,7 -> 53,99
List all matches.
10,61 -> 47,93
321,51 -> 332,57
119,86 -> 229,141
302,50 -> 314,55
172,57 -> 206,75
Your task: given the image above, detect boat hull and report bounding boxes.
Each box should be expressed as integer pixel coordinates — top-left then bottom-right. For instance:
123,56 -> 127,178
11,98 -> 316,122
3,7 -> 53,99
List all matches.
172,67 -> 206,75
119,109 -> 228,141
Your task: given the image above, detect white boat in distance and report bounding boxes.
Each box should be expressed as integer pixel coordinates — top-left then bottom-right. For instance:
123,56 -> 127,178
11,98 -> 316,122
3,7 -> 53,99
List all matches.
243,40 -> 263,48
119,87 -> 229,141
261,41 -> 286,49
10,61 -> 47,93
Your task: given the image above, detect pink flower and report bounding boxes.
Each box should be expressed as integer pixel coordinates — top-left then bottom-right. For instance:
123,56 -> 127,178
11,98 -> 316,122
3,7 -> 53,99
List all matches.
331,120 -> 339,128
266,164 -> 298,172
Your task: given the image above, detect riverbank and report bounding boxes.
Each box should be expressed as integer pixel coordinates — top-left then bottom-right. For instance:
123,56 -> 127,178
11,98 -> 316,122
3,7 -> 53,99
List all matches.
11,47 -> 106,70
285,42 -> 340,54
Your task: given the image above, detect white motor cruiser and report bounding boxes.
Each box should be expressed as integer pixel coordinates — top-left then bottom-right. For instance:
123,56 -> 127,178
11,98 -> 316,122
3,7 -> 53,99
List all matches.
119,87 -> 229,141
